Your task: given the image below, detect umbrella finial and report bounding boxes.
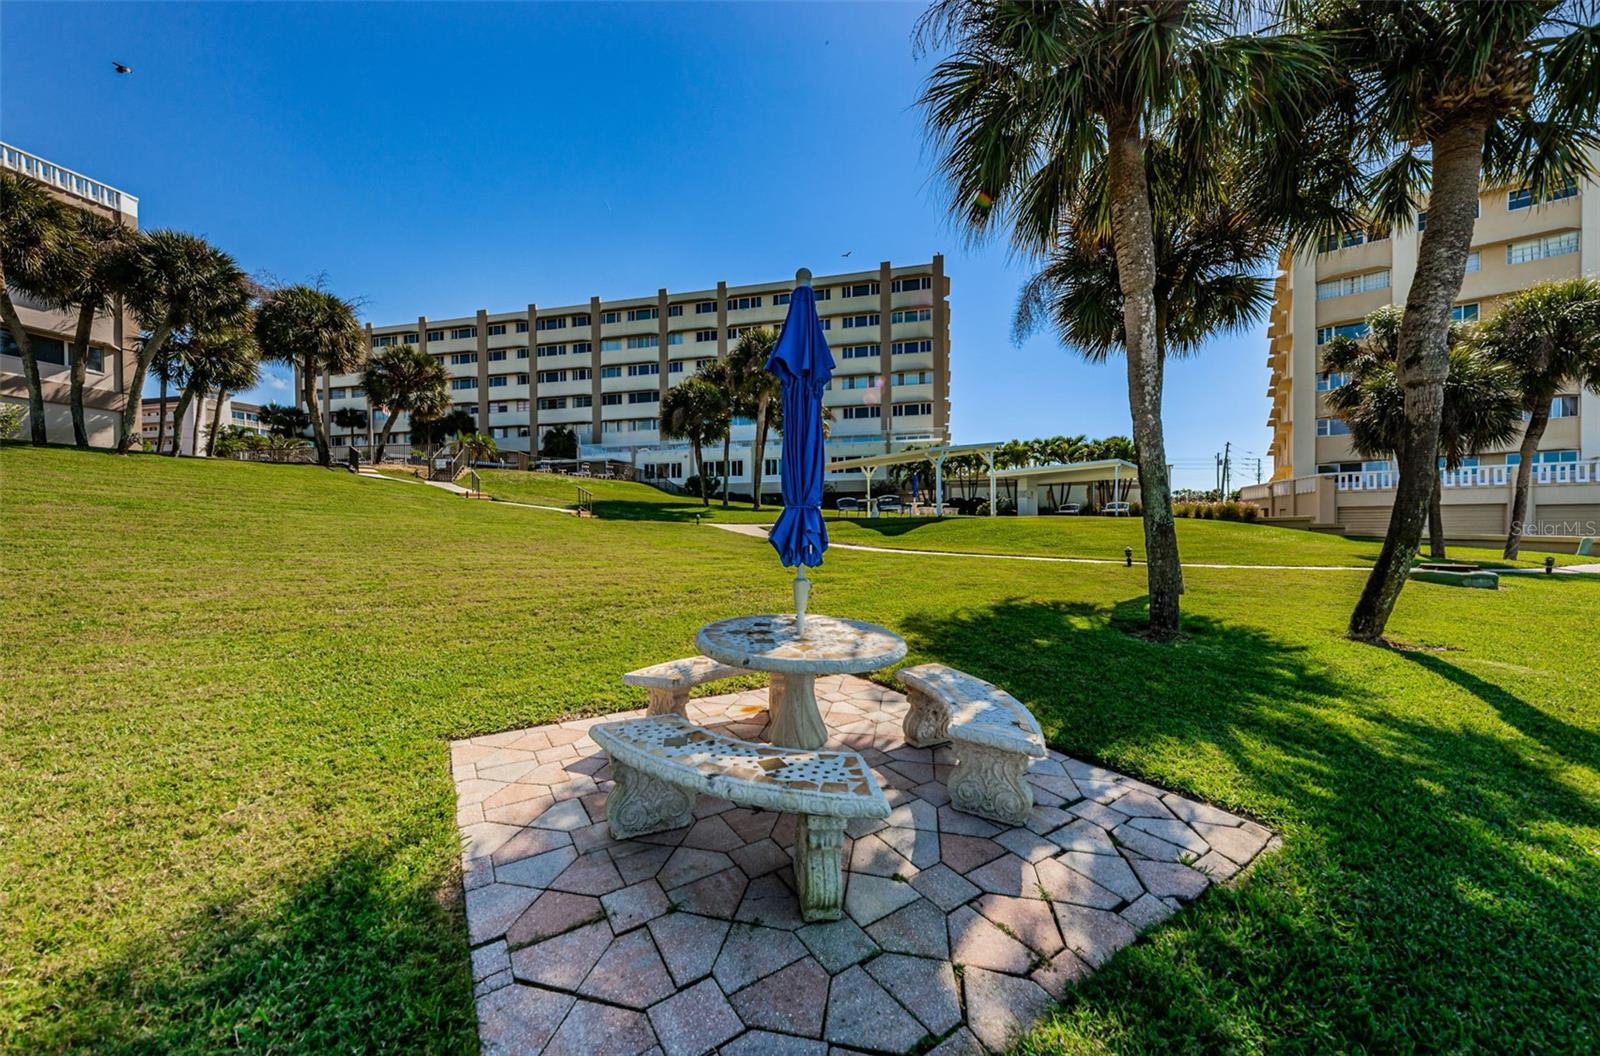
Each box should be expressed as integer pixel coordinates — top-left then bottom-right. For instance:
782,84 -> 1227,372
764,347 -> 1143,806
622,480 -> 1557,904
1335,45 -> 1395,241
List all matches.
795,267 -> 812,288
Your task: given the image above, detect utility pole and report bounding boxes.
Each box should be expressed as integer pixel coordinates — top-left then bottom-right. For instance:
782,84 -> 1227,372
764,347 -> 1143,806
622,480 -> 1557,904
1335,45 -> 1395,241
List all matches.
1221,441 -> 1232,497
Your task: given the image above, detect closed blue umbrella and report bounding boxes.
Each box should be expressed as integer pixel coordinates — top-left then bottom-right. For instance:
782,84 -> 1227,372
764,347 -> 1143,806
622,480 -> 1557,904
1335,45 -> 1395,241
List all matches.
766,268 -> 834,633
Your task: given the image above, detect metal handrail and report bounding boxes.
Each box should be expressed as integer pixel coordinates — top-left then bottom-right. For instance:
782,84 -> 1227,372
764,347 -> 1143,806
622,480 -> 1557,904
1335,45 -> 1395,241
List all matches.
576,486 -> 594,516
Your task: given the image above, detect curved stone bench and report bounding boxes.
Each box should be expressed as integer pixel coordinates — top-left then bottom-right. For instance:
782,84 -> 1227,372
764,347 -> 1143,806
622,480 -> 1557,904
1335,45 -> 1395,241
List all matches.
622,656 -> 746,717
592,715 -> 889,921
896,663 -> 1047,825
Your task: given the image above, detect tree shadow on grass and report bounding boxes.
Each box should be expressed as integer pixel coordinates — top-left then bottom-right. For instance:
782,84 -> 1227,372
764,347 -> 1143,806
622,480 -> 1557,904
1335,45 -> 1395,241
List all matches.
17,841 -> 475,1055
898,597 -> 1600,1051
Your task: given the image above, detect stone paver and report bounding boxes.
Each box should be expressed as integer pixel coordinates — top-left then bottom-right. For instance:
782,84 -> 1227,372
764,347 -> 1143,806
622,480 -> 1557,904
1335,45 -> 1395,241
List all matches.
455,674 -> 1279,1055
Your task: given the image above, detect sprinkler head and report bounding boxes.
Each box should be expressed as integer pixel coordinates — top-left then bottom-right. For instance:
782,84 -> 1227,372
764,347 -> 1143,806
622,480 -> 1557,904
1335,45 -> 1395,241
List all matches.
1545,556 -> 1555,574
1124,546 -> 1133,567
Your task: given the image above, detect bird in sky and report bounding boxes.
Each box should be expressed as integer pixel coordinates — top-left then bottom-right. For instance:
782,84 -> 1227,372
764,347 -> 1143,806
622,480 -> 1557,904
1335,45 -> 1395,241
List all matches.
113,62 -> 132,74
841,251 -> 852,258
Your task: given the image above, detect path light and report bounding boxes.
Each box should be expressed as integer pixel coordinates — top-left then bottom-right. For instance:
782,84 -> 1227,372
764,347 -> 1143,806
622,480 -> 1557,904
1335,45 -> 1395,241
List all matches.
1545,556 -> 1555,574
1125,546 -> 1133,567
695,513 -> 701,527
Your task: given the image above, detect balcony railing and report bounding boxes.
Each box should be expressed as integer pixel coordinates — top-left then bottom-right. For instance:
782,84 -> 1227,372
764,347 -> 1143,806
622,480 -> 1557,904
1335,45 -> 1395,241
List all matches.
1,142 -> 138,219
1334,461 -> 1598,491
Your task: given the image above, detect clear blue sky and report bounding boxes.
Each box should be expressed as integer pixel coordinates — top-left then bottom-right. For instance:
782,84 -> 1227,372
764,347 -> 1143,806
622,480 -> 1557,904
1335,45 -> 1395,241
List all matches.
2,1 -> 1275,489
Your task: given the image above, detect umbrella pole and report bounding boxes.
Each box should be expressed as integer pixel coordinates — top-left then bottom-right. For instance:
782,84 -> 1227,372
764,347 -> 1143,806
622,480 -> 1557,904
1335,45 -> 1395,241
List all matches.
794,566 -> 811,636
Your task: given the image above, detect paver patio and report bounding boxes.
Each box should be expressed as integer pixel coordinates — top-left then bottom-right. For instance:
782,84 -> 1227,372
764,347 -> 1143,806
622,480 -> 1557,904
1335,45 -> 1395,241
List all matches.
453,675 -> 1279,1055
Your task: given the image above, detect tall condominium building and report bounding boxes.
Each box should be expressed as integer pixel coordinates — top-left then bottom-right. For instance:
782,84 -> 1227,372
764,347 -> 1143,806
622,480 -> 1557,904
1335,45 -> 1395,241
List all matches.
313,258 -> 951,491
140,395 -> 267,455
0,143 -> 140,446
1247,161 -> 1600,542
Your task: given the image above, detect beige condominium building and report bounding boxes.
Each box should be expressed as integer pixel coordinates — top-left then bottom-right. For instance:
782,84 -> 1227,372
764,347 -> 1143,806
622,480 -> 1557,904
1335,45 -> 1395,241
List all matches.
0,143 -> 140,445
313,258 -> 951,493
1246,159 -> 1600,545
140,395 -> 266,454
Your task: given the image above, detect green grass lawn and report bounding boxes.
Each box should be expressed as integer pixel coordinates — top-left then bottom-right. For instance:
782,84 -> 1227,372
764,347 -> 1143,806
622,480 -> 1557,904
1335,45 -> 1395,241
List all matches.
473,469 -> 782,523
4,443 -> 1598,1053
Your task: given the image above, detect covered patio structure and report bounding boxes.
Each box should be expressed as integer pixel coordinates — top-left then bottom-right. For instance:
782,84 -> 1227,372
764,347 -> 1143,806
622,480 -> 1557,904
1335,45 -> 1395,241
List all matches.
994,459 -> 1141,516
825,442 -> 1002,517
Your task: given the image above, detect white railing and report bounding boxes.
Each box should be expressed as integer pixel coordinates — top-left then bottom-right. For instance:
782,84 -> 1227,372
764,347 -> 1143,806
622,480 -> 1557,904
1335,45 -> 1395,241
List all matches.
1334,460 -> 1597,491
1294,476 -> 1318,494
1,142 -> 138,219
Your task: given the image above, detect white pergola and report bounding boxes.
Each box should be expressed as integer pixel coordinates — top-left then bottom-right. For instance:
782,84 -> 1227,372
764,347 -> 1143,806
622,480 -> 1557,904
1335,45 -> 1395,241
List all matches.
825,442 -> 1003,517
993,459 -> 1140,513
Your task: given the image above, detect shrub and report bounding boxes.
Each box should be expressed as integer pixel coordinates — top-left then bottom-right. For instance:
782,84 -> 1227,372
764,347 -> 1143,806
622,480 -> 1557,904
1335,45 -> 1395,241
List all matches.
1174,500 -> 1261,522
0,403 -> 21,440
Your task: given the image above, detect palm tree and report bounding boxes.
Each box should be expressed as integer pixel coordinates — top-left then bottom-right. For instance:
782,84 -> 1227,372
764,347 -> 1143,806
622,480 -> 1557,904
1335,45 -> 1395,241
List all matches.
1323,307 -> 1522,559
0,170 -> 81,446
697,359 -> 741,507
918,0 -> 1324,637
1472,278 -> 1600,557
165,321 -> 256,456
361,343 -> 450,464
457,431 -> 498,465
725,327 -> 782,509
60,211 -> 139,449
661,375 -> 728,506
254,284 -> 367,467
203,335 -> 262,457
257,401 -> 311,439
149,338 -> 182,455
1272,1 -> 1599,641
116,231 -> 250,453
539,424 -> 578,460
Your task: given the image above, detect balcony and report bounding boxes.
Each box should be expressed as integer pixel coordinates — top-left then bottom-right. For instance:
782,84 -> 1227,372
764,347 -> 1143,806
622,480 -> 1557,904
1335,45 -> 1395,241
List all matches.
1,142 -> 139,219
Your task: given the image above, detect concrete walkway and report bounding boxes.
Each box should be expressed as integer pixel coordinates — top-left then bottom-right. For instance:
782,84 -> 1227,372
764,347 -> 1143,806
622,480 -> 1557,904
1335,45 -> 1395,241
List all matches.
358,469 -> 576,514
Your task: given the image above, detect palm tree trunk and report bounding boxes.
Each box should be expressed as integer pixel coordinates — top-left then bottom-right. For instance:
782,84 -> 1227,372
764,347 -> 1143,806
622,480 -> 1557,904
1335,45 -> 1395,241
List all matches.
721,431 -> 731,507
117,325 -> 174,454
751,396 -> 770,510
1504,403 -> 1548,559
693,439 -> 708,505
372,414 -> 398,466
301,357 -> 332,466
155,374 -> 168,454
1105,111 -> 1181,637
0,286 -> 49,446
1428,468 -> 1446,559
207,387 -> 227,457
167,377 -> 201,456
1348,118 -> 1487,642
68,303 -> 96,448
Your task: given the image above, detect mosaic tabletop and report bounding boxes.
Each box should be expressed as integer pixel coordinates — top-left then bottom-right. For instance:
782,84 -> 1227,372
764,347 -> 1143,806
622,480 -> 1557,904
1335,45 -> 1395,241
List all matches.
696,615 -> 907,676
454,675 -> 1278,1056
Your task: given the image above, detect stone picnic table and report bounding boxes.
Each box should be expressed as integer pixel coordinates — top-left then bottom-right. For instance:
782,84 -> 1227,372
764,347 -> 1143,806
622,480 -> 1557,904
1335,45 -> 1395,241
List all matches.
695,614 -> 907,750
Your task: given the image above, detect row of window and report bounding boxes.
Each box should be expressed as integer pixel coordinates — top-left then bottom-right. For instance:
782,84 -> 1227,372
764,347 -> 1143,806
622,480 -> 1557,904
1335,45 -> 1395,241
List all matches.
1317,396 -> 1579,436
1316,231 -> 1577,302
1316,181 -> 1577,255
1316,304 -> 1481,348
0,329 -> 105,372
837,403 -> 936,420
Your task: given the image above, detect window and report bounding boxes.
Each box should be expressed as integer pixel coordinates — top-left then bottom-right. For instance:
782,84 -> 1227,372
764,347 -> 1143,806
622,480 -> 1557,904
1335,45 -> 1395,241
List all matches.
891,308 -> 932,324
894,370 -> 933,385
627,390 -> 660,404
696,300 -> 717,314
1316,322 -> 1368,345
1508,188 -> 1534,210
1315,270 -> 1390,300
1316,229 -> 1388,253
892,276 -> 932,293
538,344 -> 566,357
1316,371 -> 1352,392
1507,449 -> 1579,465
572,314 -> 591,327
668,361 -> 684,373
516,321 -> 529,333
450,378 -> 476,391
726,295 -> 762,311
602,393 -> 622,406
626,335 -> 658,349
765,458 -> 780,477
488,375 -> 509,388
538,370 -> 567,384
706,460 -> 745,476
537,397 -> 567,410
491,402 -> 510,414
812,287 -> 831,300
450,327 -> 476,340
601,310 -> 621,324
427,329 -> 444,341
892,340 -> 932,356
1464,251 -> 1481,273
626,306 -> 658,321
600,366 -> 621,378
572,368 -> 591,380
668,304 -> 683,317
571,341 -> 591,355
840,344 -> 880,359
516,348 -> 529,359
373,334 -> 398,348
835,375 -> 879,390
600,338 -> 623,351
1316,417 -> 1351,436
841,282 -> 879,298
667,333 -> 683,346
728,326 -> 754,340
695,329 -> 717,343
1508,231 -> 1579,264
572,395 -> 592,408
1451,303 -> 1480,323
842,405 -> 881,419
1551,394 -> 1579,419
773,292 -> 791,306
627,363 -> 659,376
488,349 -> 508,362
1508,179 -> 1576,210
893,402 -> 933,417
449,352 -> 478,365
842,313 -> 880,329
515,400 -> 530,412
536,317 -> 567,331
487,323 -> 506,336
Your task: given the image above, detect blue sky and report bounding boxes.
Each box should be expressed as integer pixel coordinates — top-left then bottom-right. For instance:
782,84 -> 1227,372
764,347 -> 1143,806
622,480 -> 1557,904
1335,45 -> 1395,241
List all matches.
2,1 -> 1274,489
